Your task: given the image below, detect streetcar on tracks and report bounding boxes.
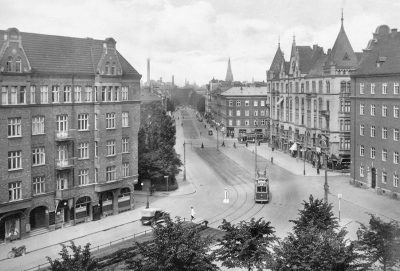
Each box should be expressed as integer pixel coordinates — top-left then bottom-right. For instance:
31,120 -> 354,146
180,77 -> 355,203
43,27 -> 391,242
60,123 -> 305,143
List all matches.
255,170 -> 269,203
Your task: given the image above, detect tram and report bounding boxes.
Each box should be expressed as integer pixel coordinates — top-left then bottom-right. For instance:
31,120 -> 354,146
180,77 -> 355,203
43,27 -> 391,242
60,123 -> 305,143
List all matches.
255,170 -> 269,203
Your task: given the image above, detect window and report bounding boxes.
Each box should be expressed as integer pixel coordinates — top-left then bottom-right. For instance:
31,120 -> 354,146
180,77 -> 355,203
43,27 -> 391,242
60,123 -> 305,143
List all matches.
102,86 -> 106,101
111,62 -> 116,75
395,128 -> 399,141
56,115 -> 68,133
371,83 -> 375,94
370,104 -> 375,116
121,86 -> 128,101
382,172 -> 387,184
57,177 -> 68,190
50,85 -> 59,103
106,113 -> 115,129
94,114 -> 98,130
122,163 -> 129,177
360,166 -> 364,177
32,147 -> 45,165
394,106 -> 399,118
64,86 -> 71,103
8,151 -> 22,170
1,86 -> 8,105
114,87 -> 119,101
122,112 -> 129,127
106,140 -> 116,156
105,62 -> 110,74
254,110 -> 258,116
260,110 -> 265,116
395,83 -> 399,95
370,125 -> 376,138
78,142 -> 89,159
245,100 -> 250,106
382,83 -> 387,94
394,174 -> 399,188
10,86 -> 17,104
228,119 -> 233,126
94,168 -> 98,183
371,147 -> 376,159
245,110 -> 250,117
94,141 -> 98,157
261,119 -> 265,125
6,56 -> 13,72
382,149 -> 388,161
33,176 -> 45,195
360,145 -> 365,157
15,57 -> 21,72
19,86 -> 26,104
360,124 -> 365,136
236,101 -> 241,106
8,118 -> 21,137
382,127 -> 388,139
236,120 -> 241,126
382,105 -> 387,117
30,85 -> 36,104
260,100 -> 265,107
74,86 -> 82,102
254,100 -> 258,107
94,86 -> 98,102
78,114 -> 89,130
360,104 -> 364,115
254,120 -> 258,126
106,166 -> 116,182
394,151 -> 399,164
360,83 -> 364,94
236,110 -> 241,117
85,86 -> 92,102
107,87 -> 112,101
244,120 -> 249,126
8,182 -> 21,201
79,169 -> 89,185
228,110 -> 233,116
40,86 -> 48,104
32,116 -> 45,135
122,138 -> 129,153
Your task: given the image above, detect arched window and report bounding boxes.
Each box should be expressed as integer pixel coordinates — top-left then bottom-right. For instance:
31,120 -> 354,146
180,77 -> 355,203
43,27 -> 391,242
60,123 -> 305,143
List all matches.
6,56 -> 13,72
105,62 -> 110,74
111,62 -> 116,75
15,57 -> 21,73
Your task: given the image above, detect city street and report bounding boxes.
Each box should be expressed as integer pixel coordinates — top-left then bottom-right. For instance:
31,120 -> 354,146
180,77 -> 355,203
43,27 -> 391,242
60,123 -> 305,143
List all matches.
0,107 -> 399,271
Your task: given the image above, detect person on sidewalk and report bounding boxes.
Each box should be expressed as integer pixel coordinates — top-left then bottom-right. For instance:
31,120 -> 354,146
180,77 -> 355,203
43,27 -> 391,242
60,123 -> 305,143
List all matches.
191,207 -> 196,221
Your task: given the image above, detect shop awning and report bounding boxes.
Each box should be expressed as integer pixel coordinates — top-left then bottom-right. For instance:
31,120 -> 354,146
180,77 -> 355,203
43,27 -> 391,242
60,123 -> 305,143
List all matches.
289,143 -> 298,151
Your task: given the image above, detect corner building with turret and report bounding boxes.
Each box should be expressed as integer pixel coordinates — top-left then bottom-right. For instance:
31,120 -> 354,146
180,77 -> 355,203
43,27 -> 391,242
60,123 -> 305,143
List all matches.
0,28 -> 141,242
266,16 -> 361,169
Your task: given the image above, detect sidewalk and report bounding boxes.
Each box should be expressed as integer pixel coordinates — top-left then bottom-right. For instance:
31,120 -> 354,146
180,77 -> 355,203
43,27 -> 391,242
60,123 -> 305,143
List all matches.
246,143 -> 347,177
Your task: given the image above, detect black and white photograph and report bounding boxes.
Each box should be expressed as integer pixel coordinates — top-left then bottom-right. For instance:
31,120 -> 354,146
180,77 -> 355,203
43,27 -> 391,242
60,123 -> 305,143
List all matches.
0,0 -> 399,270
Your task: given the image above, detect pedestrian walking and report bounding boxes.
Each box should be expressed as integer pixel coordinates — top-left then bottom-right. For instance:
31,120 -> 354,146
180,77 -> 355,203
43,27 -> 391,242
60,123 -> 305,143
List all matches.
191,206 -> 196,221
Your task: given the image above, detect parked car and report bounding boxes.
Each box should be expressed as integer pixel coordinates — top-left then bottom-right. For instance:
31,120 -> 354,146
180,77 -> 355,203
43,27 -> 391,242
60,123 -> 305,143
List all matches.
140,208 -> 169,226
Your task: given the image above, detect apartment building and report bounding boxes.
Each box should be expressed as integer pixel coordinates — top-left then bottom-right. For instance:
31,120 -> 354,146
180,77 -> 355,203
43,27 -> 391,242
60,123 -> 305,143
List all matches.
351,25 -> 400,195
0,28 -> 141,242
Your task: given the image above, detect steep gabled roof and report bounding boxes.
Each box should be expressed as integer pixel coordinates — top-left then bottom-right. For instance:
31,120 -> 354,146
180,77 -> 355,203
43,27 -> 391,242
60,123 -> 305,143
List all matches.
0,28 -> 141,78
268,46 -> 285,79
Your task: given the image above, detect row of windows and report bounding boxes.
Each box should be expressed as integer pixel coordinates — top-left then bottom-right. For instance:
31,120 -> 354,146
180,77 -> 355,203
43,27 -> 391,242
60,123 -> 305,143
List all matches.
8,163 -> 130,201
5,56 -> 23,73
359,82 -> 400,95
359,145 -> 399,164
1,85 -> 130,105
359,125 -> 399,140
227,109 -> 269,117
268,80 -> 350,94
7,112 -> 130,137
359,104 -> 399,118
227,119 -> 269,126
7,138 -> 130,170
228,100 -> 269,107
359,167 -> 398,188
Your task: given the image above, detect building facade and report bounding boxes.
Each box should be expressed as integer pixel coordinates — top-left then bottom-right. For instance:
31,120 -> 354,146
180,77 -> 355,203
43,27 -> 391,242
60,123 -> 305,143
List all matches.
220,87 -> 270,138
0,28 -> 141,242
266,16 -> 359,168
351,25 -> 400,195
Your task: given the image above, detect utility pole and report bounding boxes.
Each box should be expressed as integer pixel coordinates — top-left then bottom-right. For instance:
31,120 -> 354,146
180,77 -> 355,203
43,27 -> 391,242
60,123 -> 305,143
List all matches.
303,130 -> 306,176
183,141 -> 186,181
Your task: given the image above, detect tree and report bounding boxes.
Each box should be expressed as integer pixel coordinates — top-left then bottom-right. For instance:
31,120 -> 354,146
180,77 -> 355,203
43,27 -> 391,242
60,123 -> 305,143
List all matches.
126,216 -> 218,271
356,214 -> 400,270
274,195 -> 361,270
214,218 -> 277,271
47,241 -> 98,271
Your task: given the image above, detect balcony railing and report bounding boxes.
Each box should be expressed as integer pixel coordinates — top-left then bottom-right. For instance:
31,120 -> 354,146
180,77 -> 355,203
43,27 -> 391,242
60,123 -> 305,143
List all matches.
55,158 -> 74,170
55,130 -> 74,141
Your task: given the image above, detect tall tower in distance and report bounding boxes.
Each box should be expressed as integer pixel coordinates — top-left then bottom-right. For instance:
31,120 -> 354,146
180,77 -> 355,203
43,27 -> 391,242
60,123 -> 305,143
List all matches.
225,58 -> 234,83
147,58 -> 150,86
172,75 -> 174,87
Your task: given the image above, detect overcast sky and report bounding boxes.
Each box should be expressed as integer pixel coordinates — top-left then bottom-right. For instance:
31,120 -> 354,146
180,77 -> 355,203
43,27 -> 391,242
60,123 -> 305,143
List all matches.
1,0 -> 399,86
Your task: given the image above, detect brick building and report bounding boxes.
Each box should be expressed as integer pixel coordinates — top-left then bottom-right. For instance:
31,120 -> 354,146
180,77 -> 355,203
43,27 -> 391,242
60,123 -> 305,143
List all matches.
266,15 -> 360,169
0,28 -> 141,242
351,25 -> 400,195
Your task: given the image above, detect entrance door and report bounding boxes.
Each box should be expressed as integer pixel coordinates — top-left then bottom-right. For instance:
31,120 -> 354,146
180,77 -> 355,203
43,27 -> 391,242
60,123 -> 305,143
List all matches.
30,206 -> 47,229
371,168 -> 376,188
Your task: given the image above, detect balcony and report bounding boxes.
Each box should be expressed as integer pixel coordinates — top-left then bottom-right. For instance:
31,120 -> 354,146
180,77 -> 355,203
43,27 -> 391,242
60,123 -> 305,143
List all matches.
55,188 -> 74,200
55,158 -> 74,170
55,130 -> 75,141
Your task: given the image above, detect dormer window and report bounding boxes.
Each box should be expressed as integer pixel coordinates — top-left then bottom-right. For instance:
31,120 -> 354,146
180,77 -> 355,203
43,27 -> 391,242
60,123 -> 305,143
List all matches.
105,62 -> 110,74
111,62 -> 116,75
376,56 -> 387,68
15,57 -> 21,73
6,56 -> 13,72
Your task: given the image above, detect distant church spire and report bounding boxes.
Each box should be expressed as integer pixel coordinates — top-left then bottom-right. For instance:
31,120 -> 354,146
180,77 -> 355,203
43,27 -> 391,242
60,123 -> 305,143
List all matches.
225,58 -> 234,83
341,8 -> 344,27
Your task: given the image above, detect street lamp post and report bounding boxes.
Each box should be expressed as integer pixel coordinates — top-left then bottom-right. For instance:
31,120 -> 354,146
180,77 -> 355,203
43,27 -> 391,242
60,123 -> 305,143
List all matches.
183,141 -> 186,181
164,175 -> 169,192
